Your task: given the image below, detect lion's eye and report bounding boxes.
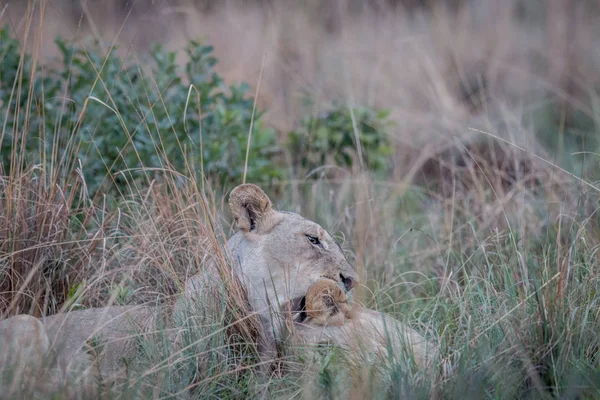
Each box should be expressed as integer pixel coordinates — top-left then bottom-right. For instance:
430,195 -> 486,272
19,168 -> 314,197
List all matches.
306,235 -> 321,246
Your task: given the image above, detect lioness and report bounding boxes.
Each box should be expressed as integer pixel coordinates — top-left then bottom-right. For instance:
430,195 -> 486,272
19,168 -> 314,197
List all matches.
0,183 -> 436,393
183,184 -> 359,358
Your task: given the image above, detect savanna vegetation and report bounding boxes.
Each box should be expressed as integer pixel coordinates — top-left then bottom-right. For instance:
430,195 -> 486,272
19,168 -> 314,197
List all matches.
1,0 -> 600,398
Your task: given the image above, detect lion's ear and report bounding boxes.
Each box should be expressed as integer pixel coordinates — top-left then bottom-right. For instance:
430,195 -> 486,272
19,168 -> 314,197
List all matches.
229,184 -> 275,233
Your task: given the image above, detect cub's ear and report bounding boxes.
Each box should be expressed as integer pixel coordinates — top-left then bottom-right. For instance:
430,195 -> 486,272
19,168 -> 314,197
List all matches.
229,184 -> 275,233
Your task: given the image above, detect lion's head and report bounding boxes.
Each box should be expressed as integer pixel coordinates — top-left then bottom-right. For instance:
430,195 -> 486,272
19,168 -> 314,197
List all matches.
226,184 -> 358,334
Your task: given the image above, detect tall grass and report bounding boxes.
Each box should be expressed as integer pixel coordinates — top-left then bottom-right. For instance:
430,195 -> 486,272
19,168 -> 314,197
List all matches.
1,0 -> 600,398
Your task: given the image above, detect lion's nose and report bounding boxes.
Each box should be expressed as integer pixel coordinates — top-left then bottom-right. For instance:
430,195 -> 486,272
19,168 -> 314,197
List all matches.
340,273 -> 357,291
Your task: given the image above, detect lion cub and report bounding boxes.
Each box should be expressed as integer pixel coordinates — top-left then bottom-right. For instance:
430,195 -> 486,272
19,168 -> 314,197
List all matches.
304,279 -> 353,326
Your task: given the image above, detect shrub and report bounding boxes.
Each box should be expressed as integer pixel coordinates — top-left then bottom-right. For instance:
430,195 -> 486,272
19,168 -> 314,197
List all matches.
287,104 -> 394,177
0,27 -> 284,196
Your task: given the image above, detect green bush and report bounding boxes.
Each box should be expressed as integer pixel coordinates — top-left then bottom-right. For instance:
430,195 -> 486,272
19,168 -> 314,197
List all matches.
1,26 -> 397,198
0,27 -> 283,195
287,104 -> 394,177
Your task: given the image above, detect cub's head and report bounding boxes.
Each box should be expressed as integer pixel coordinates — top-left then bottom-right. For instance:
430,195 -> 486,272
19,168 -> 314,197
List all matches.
228,184 -> 358,318
303,279 -> 352,326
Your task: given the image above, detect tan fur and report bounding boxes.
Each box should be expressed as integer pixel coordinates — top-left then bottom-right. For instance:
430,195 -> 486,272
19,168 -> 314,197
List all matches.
304,279 -> 352,326
185,184 -> 359,355
229,183 -> 274,233
292,307 -> 438,370
0,315 -> 49,373
0,184 -> 436,392
0,306 -> 156,395
294,279 -> 438,370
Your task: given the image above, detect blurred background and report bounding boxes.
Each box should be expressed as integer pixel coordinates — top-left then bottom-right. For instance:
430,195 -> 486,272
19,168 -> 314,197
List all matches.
3,0 -> 598,139
2,0 -> 600,310
2,0 -> 600,306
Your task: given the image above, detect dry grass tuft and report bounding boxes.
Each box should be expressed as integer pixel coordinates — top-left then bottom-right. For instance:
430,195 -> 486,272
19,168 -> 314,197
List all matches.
0,168 -> 101,317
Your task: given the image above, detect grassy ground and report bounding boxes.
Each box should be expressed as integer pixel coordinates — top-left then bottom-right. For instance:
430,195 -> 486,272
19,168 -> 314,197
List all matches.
1,0 -> 600,398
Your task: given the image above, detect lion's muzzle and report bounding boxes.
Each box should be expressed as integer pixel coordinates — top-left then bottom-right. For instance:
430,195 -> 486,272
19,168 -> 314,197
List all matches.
340,273 -> 357,291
